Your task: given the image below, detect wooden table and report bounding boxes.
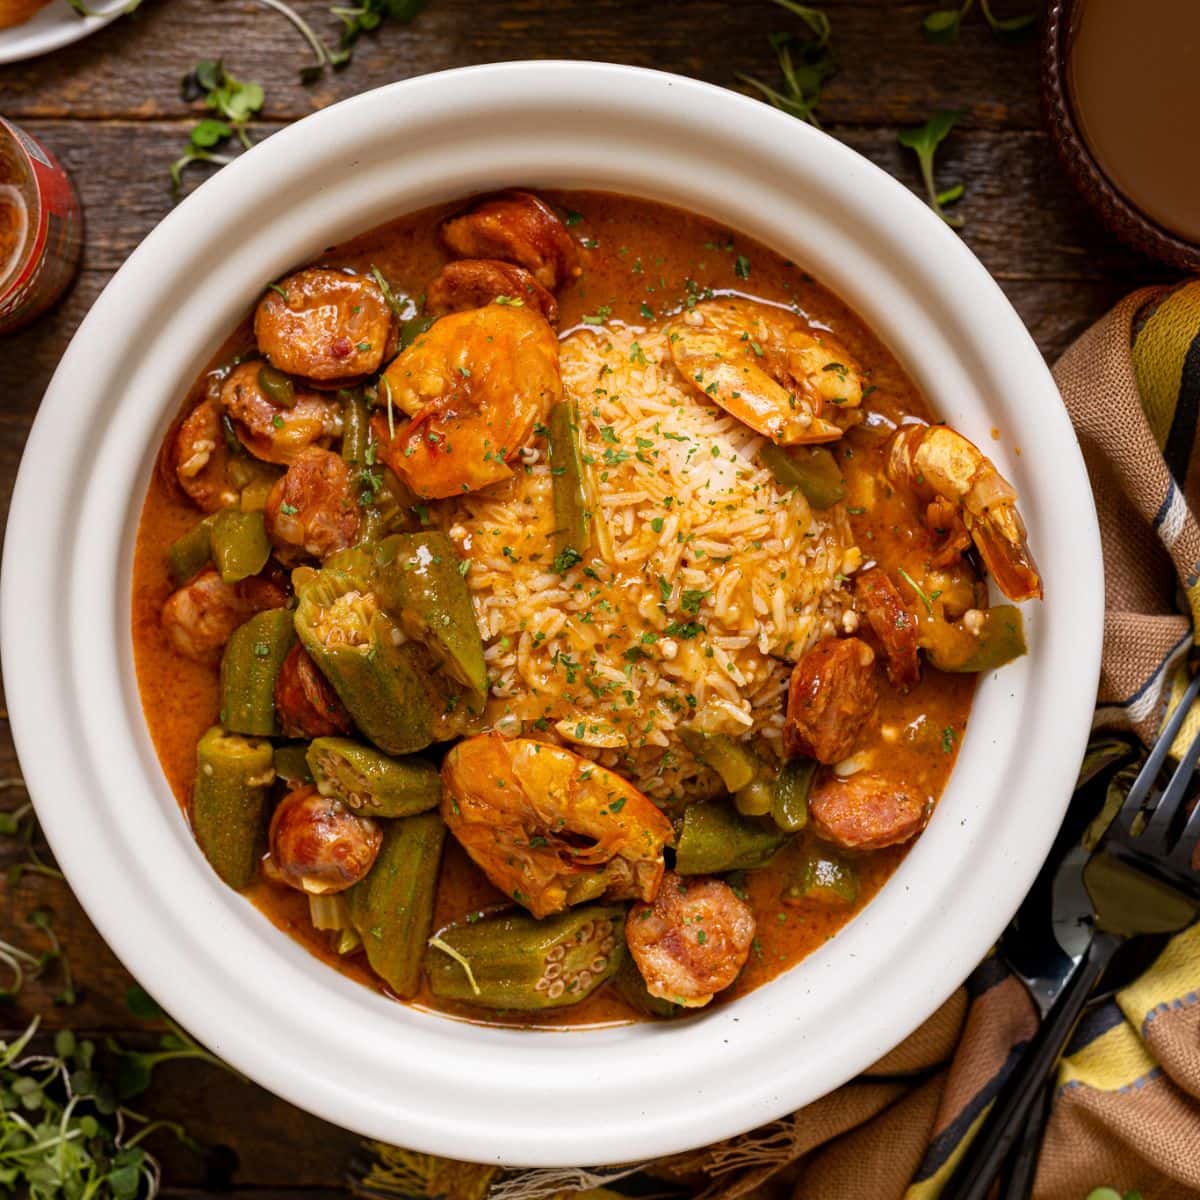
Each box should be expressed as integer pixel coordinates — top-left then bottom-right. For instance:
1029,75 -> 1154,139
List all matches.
0,2 -> 1172,1193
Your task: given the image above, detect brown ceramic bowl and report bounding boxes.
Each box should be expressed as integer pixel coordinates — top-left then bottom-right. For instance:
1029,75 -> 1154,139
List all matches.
1042,0 -> 1200,271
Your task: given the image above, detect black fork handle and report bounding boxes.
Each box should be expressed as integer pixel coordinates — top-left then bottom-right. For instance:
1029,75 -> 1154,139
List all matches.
941,929 -> 1123,1200
996,1080 -> 1052,1199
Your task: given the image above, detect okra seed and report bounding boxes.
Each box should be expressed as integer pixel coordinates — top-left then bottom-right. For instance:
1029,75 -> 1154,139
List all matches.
599,936 -> 616,954
543,962 -> 563,980
546,945 -> 566,963
547,979 -> 566,999
590,956 -> 607,973
595,920 -> 614,937
577,921 -> 595,940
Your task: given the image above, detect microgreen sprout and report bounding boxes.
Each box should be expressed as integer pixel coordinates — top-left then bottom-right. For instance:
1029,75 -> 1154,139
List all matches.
171,60 -> 265,192
922,0 -> 1035,43
738,0 -> 833,128
108,986 -> 241,1101
255,0 -> 350,80
0,1017 -> 200,1198
0,777 -> 64,886
897,110 -> 966,227
330,0 -> 426,50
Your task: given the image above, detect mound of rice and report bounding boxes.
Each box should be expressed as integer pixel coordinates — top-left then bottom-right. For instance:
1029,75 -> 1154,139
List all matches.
439,321 -> 855,802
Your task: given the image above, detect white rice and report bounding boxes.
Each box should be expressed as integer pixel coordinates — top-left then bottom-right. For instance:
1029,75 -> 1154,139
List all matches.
439,322 -> 852,802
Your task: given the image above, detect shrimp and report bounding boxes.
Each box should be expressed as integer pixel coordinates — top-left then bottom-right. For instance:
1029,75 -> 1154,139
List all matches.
668,298 -> 865,445
254,268 -> 395,383
440,732 -> 674,919
886,424 -> 1042,603
220,362 -> 343,464
810,770 -> 930,851
268,785 -> 381,894
160,565 -> 284,663
784,637 -> 878,764
264,446 -> 361,561
426,259 -> 558,325
376,304 -> 562,499
440,191 -> 580,290
170,398 -> 240,513
625,871 -> 755,1008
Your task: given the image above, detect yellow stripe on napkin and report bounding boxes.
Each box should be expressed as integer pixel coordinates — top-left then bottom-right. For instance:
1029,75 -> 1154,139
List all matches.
1057,1021 -> 1158,1094
1118,923 -> 1200,1030
1132,282 -> 1200,449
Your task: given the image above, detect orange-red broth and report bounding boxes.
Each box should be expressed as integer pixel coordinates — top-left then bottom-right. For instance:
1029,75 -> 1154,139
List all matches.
132,192 -> 974,1028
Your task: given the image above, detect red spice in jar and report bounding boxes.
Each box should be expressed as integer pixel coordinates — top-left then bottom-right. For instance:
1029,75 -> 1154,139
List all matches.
0,117 -> 82,335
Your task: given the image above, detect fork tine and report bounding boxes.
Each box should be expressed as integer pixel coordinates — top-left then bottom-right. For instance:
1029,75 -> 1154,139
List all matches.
1116,668 -> 1200,835
1169,789 -> 1200,873
1142,719 -> 1200,849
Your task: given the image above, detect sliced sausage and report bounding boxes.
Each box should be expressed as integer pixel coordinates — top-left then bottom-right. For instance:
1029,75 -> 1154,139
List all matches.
426,258 -> 558,325
274,643 -> 353,739
160,565 -> 286,663
626,871 -> 755,1008
254,268 -> 394,383
855,567 -> 921,690
219,362 -> 342,464
784,636 -> 878,764
809,770 -> 930,851
171,399 -> 240,513
440,191 -> 579,290
264,446 -> 361,561
268,785 -> 381,894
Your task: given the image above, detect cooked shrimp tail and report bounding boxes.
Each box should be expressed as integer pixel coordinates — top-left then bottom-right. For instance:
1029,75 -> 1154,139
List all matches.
886,424 -> 1042,603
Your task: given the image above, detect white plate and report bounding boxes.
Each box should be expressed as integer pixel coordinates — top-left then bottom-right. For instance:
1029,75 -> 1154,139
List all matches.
0,62 -> 1103,1167
0,0 -> 126,65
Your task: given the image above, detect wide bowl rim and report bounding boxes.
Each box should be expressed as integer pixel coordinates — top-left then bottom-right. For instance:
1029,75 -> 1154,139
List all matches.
1,60 -> 1103,1167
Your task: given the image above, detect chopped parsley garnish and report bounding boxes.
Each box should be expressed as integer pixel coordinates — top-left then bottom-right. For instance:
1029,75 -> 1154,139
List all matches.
552,546 -> 583,574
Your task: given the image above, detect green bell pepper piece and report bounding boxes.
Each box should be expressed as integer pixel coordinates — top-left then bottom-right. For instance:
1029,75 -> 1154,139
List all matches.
674,800 -> 787,874
758,444 -> 846,508
210,508 -> 271,584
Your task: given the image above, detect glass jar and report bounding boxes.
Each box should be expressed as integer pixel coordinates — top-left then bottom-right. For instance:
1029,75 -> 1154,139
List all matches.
0,116 -> 82,335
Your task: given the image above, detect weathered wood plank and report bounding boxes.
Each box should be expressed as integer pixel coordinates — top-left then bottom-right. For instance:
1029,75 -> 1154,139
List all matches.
0,0 -> 1046,128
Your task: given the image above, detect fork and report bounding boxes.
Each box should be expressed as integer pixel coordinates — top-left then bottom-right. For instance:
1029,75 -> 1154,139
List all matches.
942,668 -> 1200,1200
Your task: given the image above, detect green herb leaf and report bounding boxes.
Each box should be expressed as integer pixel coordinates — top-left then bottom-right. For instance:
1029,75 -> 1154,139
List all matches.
898,109 -> 966,228
921,7 -> 963,42
738,0 -> 835,129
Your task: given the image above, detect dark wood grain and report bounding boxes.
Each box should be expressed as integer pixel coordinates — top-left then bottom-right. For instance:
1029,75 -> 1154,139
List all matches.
0,0 -> 1175,1193
0,0 -> 1046,128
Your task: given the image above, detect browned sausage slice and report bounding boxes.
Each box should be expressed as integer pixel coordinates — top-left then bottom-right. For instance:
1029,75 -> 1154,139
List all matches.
784,636 -> 878,764
855,567 -> 921,690
440,191 -> 579,290
626,871 -> 755,1008
254,268 -> 394,382
264,446 -> 361,561
426,259 -> 558,326
809,770 -> 930,851
274,643 -> 353,739
268,785 -> 381,894
171,399 -> 240,513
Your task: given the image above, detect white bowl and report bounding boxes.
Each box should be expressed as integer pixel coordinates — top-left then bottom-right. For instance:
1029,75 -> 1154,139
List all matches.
1,62 -> 1102,1166
0,0 -> 126,65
